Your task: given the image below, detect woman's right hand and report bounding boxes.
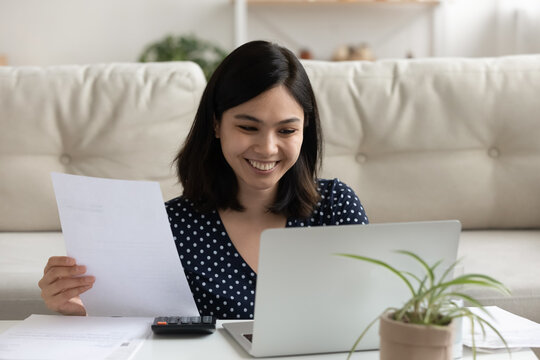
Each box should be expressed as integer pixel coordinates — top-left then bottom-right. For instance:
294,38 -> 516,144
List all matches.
38,256 -> 95,316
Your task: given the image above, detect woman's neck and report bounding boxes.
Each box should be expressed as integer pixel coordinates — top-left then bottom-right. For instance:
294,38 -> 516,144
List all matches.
236,185 -> 277,216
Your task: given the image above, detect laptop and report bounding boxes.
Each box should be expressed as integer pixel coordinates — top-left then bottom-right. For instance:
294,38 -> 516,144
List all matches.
222,220 -> 461,357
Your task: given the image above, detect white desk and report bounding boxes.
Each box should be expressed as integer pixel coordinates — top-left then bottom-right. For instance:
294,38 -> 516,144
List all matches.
0,320 -> 536,359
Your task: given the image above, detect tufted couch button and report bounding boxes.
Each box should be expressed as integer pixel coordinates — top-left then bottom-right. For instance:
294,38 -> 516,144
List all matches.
488,147 -> 500,158
59,154 -> 72,165
355,153 -> 367,164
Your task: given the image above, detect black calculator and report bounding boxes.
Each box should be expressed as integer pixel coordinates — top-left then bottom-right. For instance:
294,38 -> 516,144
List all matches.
151,316 -> 216,335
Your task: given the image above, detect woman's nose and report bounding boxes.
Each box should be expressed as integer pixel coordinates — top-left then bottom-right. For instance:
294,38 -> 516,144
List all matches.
255,133 -> 278,155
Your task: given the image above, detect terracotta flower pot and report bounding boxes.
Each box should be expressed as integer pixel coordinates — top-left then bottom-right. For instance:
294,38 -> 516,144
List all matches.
379,312 -> 454,360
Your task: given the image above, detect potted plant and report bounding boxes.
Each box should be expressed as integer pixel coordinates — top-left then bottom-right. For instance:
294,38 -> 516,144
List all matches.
337,250 -> 510,360
139,34 -> 228,80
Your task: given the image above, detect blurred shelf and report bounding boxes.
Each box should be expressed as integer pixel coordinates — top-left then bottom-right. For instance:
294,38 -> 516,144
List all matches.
237,0 -> 440,4
233,0 -> 443,48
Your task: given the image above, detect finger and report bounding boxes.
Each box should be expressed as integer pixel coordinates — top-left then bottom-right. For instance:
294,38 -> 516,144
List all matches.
44,256 -> 76,275
39,265 -> 88,289
47,285 -> 93,312
41,275 -> 95,298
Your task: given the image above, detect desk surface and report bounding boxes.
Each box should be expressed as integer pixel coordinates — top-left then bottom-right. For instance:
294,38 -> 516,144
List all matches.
0,320 -> 536,360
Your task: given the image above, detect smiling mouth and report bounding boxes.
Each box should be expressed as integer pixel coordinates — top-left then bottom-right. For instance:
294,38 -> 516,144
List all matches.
247,159 -> 278,171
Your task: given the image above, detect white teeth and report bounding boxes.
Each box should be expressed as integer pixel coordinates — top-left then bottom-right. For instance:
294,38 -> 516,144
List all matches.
248,160 -> 277,171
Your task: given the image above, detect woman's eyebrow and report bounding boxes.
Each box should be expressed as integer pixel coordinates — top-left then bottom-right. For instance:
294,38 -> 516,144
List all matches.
234,114 -> 301,124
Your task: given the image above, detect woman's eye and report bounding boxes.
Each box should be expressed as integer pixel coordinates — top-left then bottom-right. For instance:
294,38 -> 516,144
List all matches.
238,125 -> 257,131
279,129 -> 297,135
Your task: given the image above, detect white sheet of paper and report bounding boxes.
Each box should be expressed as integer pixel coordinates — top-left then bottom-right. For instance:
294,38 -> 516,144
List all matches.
0,314 -> 152,360
463,306 -> 540,349
51,172 -> 199,317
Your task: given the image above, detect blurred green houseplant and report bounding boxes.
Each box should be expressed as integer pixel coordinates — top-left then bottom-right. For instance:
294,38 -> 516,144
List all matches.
139,34 -> 228,80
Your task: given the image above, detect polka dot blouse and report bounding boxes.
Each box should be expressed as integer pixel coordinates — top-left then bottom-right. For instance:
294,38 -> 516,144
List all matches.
165,178 -> 369,319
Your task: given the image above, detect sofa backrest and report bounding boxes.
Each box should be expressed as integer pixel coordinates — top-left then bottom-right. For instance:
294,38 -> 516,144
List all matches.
0,62 -> 206,231
304,55 -> 540,229
2,57 -> 539,232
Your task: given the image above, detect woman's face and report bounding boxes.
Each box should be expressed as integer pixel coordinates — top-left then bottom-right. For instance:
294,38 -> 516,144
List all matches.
216,85 -> 304,196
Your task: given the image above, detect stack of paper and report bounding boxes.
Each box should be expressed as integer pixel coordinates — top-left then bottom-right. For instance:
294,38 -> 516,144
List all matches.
463,306 -> 540,349
0,315 -> 153,360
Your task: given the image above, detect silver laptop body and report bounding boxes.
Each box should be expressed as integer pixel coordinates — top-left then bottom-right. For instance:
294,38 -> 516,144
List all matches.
222,220 -> 461,357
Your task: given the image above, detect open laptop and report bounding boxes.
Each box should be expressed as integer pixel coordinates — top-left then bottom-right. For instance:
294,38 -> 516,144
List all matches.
222,220 -> 461,357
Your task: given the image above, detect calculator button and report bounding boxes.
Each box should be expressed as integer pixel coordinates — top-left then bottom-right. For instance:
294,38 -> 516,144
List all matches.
168,317 -> 179,324
202,316 -> 213,324
180,317 -> 190,324
190,316 -> 201,324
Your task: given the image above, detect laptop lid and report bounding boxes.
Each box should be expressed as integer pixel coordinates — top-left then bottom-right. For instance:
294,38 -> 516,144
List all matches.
244,220 -> 461,357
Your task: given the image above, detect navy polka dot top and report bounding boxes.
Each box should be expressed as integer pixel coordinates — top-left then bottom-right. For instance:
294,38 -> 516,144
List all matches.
165,178 -> 368,319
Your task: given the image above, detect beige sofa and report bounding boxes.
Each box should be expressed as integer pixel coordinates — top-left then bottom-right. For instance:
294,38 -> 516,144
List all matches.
1,57 -> 539,342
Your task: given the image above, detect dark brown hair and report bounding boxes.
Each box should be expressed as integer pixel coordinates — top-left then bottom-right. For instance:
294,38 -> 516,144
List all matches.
175,40 -> 322,219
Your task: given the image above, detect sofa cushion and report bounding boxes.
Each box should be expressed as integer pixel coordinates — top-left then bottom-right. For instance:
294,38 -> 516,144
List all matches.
303,56 -> 540,230
0,62 -> 206,231
459,230 -> 540,323
0,232 -> 65,319
3,230 -> 538,322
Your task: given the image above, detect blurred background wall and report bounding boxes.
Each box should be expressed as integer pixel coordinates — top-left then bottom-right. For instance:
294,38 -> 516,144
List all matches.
0,0 -> 539,66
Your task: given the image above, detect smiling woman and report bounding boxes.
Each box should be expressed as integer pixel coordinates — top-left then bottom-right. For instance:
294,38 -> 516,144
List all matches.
38,40 -> 369,320
177,40 -> 322,218
170,41 -> 369,318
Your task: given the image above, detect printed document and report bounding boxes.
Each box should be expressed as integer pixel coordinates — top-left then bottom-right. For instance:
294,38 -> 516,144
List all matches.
463,306 -> 540,349
51,173 -> 198,317
0,314 -> 152,360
